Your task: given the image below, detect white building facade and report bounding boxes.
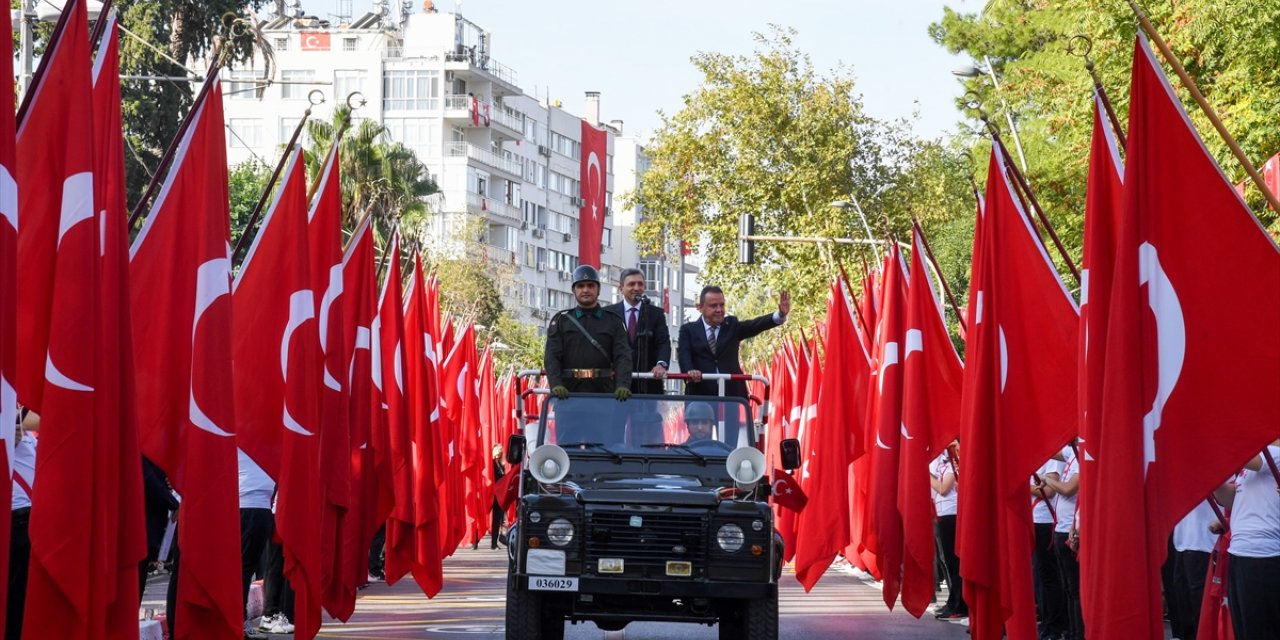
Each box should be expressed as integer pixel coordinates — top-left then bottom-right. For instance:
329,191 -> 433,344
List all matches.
220,5 -> 689,333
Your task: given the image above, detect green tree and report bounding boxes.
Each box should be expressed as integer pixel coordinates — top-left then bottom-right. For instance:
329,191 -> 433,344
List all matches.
630,26 -> 974,333
227,159 -> 272,266
930,0 -> 1280,247
303,105 -> 440,241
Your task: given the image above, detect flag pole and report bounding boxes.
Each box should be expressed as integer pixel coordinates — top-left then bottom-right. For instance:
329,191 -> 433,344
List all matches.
1126,0 -> 1280,214
231,92 -> 325,260
304,92 -> 366,202
984,118 -> 1082,285
911,220 -> 966,334
1068,35 -> 1127,148
88,0 -> 116,51
128,14 -> 249,228
835,263 -> 872,340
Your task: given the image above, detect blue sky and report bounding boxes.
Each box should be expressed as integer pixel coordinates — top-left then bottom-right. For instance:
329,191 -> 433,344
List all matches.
335,0 -> 976,142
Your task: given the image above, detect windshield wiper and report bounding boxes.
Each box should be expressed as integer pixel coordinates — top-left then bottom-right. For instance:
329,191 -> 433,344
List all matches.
640,443 -> 707,466
561,441 -> 623,463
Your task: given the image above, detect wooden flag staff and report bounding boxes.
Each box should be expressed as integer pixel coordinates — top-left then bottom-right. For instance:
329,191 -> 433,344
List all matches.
1125,0 -> 1280,214
1068,35 -> 1127,149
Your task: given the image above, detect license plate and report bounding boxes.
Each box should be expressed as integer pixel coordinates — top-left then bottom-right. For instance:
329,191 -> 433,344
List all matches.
529,577 -> 579,592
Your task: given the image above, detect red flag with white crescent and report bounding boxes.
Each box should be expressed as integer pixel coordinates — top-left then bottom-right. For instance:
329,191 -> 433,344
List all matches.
0,3 -> 18,632
377,234 -> 416,587
1085,37 -> 1280,639
402,254 -> 443,596
129,75 -> 242,640
577,121 -> 608,267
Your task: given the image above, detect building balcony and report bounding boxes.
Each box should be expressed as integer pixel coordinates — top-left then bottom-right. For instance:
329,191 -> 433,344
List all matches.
467,191 -> 521,222
443,50 -> 519,94
444,141 -> 522,177
485,244 -> 516,266
442,95 -> 524,140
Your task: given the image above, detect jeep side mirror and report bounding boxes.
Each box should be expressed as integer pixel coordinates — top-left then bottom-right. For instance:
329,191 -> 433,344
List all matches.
779,438 -> 801,471
506,434 -> 526,465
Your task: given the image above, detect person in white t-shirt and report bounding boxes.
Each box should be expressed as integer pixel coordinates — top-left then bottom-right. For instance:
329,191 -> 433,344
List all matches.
1043,443 -> 1082,640
1215,441 -> 1280,640
930,447 -> 965,619
7,410 -> 37,640
1169,500 -> 1221,640
237,450 -> 276,638
1030,459 -> 1065,640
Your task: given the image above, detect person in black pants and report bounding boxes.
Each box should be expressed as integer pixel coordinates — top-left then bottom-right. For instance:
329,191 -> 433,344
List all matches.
260,536 -> 294,633
930,451 -> 966,619
490,448 -> 507,550
7,410 -> 37,640
368,524 -> 386,581
140,457 -> 179,599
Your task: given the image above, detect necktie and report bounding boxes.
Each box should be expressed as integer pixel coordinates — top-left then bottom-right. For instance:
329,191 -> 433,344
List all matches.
628,307 -> 637,341
708,325 -> 718,354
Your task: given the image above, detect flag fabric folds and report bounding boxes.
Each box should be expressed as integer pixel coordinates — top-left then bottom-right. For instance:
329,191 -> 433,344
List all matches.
0,3 -> 19,633
129,74 -> 242,640
1084,37 -> 1280,639
376,234 -> 416,586
402,254 -> 443,596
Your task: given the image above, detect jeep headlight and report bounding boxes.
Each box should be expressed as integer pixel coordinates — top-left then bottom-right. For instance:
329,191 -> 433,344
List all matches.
547,518 -> 575,547
716,523 -> 745,553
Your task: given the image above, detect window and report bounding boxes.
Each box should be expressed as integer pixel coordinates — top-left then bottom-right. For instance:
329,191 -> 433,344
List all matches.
227,69 -> 259,101
228,118 -> 263,148
278,117 -> 304,146
505,180 -> 520,206
280,70 -> 315,99
343,37 -> 358,51
551,132 -> 580,159
333,69 -> 367,99
274,37 -> 289,51
640,260 -> 661,292
383,118 -> 433,159
383,70 -> 440,111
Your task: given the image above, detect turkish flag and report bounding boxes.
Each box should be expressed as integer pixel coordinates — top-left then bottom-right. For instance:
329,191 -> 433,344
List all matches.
898,225 -> 964,618
376,234 -> 417,586
339,217 -> 388,608
958,145 -> 1078,640
868,249 -> 908,610
793,280 -> 864,591
91,15 -> 149,637
18,1 -> 106,634
0,5 -> 17,632
425,278 -> 457,559
402,254 -> 443,596
308,144 -> 355,620
0,3 -> 15,632
1075,93 -> 1125,630
301,32 -> 331,51
771,468 -> 807,513
577,120 -> 608,267
129,75 -> 242,640
231,148 -> 324,639
1084,37 -> 1280,639
495,464 -> 522,510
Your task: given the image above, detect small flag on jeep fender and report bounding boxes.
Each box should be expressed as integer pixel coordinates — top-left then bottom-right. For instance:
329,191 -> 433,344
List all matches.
771,468 -> 807,513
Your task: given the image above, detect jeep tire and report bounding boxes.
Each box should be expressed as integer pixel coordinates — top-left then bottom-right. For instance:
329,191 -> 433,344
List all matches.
505,577 -> 542,640
744,593 -> 779,640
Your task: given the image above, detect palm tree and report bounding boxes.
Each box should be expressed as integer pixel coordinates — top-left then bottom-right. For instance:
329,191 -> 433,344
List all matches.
303,106 -> 440,243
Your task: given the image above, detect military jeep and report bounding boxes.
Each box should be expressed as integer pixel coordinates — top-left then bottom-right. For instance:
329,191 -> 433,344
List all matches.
503,374 -> 800,640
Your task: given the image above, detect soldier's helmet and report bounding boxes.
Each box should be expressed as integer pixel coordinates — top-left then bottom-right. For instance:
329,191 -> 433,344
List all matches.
571,265 -> 601,287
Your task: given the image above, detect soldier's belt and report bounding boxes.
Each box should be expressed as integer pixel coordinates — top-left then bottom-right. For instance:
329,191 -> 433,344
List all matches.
564,368 -> 614,379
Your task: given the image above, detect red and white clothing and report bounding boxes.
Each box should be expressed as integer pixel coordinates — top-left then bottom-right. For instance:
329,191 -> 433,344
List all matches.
1228,445 -> 1280,559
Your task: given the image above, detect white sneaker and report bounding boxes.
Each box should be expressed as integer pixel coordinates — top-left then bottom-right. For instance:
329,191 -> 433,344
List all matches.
273,615 -> 295,634
258,613 -> 277,632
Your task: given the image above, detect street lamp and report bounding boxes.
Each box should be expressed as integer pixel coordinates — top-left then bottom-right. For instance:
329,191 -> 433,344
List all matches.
952,54 -> 1029,173
17,0 -> 105,98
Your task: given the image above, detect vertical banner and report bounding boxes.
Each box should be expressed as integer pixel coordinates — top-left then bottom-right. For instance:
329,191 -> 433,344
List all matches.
578,121 -> 607,268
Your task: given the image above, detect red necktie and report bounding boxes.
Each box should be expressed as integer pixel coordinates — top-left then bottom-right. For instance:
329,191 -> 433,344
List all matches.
628,307 -> 637,341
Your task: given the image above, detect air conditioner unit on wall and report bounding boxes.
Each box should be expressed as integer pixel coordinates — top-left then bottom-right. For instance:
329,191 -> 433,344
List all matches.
557,271 -> 569,281
520,221 -> 529,230
535,262 -> 546,272
562,232 -> 572,242
537,145 -> 551,157
532,228 -> 545,239
570,196 -> 585,208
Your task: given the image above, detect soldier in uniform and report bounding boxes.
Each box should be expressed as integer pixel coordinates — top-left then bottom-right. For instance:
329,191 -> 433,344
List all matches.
544,265 -> 633,445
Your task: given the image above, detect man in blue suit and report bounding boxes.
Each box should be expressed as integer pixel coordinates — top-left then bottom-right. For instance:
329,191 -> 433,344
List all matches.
677,285 -> 790,399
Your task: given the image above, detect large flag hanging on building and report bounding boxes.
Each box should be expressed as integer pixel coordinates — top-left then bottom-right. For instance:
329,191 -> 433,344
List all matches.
91,14 -> 148,637
899,225 -> 964,618
1075,91 -> 1125,631
958,145 -> 1079,640
307,142 -> 352,620
18,1 -> 106,634
0,4 -> 18,633
402,253 -> 443,597
376,234 -> 416,586
338,216 -> 384,618
577,121 -> 608,267
232,148 -> 324,639
1084,37 -> 1280,639
129,74 -> 242,640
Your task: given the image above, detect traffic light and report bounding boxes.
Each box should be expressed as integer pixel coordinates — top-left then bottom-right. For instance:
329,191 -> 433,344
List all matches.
738,214 -> 755,264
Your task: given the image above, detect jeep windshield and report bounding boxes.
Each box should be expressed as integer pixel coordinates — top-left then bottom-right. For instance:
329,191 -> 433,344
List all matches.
534,394 -> 756,456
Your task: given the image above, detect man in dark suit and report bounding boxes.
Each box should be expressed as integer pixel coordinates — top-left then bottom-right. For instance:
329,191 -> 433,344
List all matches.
677,285 -> 790,399
604,268 -> 671,395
